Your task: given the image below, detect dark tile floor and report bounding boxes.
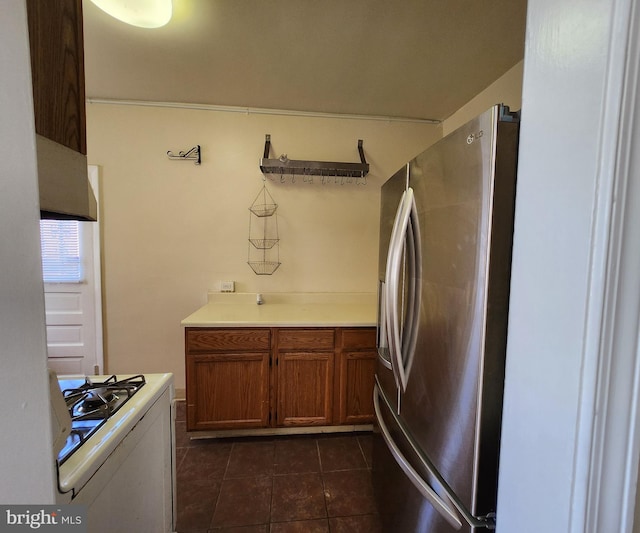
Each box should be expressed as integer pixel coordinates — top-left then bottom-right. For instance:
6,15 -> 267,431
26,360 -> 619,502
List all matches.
174,401 -> 382,532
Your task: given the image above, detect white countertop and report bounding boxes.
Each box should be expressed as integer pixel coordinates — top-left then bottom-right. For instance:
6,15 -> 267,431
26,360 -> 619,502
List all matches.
181,292 -> 377,327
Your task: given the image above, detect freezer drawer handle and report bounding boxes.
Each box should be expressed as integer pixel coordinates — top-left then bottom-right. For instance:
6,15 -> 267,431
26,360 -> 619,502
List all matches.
375,383 -> 497,530
374,385 -> 463,530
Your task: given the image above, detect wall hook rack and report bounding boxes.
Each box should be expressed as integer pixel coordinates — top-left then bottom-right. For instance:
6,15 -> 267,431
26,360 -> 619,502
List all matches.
167,145 -> 201,165
259,135 -> 369,179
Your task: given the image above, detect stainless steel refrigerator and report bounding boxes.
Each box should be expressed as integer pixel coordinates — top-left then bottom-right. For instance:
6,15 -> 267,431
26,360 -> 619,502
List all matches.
374,104 -> 520,532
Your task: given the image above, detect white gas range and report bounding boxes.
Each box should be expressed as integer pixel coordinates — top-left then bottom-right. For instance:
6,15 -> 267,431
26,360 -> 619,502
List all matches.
50,371 -> 176,532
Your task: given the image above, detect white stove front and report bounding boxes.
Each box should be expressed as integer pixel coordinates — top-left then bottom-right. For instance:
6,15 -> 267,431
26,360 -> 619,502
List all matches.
53,373 -> 175,533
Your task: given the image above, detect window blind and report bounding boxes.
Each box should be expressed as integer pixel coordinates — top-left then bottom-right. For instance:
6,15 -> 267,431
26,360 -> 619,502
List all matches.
40,220 -> 82,283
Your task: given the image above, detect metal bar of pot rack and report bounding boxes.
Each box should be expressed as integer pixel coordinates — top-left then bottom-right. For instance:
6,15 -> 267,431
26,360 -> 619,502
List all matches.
259,134 -> 369,178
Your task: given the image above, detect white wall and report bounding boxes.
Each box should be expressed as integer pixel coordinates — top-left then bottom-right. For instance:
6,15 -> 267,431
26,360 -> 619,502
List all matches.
0,0 -> 57,503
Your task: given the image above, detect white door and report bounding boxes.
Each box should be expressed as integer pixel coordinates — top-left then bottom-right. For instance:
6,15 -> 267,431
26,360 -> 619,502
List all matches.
43,166 -> 103,376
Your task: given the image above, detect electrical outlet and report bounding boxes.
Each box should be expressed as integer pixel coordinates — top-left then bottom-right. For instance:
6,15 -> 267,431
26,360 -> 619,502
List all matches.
220,281 -> 235,292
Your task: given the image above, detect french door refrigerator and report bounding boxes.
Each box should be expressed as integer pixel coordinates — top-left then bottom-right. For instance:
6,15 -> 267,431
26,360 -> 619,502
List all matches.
374,104 -> 520,532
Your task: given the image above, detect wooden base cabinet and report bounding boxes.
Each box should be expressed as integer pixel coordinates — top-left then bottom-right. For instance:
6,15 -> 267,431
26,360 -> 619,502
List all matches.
186,328 -> 270,430
335,328 -> 377,425
185,326 -> 376,431
276,329 -> 335,427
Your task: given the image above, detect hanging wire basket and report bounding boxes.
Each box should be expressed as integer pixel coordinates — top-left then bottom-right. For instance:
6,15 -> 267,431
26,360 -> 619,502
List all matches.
247,182 -> 281,275
247,261 -> 281,275
249,185 -> 278,217
249,203 -> 277,217
249,238 -> 279,249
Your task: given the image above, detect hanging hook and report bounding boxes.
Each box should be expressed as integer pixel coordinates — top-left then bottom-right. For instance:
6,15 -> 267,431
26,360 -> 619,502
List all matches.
167,145 -> 201,165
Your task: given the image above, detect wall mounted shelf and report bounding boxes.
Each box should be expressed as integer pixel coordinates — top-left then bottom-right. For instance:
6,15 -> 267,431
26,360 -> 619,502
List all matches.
259,135 -> 369,178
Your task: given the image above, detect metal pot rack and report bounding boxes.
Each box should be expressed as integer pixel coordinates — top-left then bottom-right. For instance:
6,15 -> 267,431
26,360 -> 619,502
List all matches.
259,134 -> 369,179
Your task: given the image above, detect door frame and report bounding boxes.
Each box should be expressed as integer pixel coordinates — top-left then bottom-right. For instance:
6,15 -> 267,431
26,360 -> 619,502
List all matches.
88,165 -> 104,374
581,1 -> 640,530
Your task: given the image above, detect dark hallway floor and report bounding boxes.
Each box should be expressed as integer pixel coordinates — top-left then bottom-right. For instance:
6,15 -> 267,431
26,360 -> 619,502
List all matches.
174,402 -> 382,532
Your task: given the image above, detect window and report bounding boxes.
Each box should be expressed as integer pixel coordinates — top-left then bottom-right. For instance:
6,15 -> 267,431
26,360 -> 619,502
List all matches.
40,220 -> 82,283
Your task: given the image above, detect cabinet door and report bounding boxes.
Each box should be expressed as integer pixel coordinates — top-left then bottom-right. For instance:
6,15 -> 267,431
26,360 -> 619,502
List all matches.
336,328 -> 377,424
277,351 -> 334,426
26,0 -> 86,154
186,352 -> 270,430
337,350 -> 377,424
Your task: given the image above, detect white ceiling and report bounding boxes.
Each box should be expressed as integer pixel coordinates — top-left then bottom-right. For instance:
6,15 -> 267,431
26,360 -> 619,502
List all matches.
82,0 -> 527,122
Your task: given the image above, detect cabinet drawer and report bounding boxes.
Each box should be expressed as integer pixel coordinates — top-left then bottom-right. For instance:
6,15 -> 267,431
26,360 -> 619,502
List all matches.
342,328 -> 376,349
277,329 -> 335,350
186,328 -> 271,353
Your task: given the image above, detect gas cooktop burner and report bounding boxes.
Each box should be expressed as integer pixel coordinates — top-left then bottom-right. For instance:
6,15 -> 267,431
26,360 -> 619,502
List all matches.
57,374 -> 146,465
76,389 -> 118,415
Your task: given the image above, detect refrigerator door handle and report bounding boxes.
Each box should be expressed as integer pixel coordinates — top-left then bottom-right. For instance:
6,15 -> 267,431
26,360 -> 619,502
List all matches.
384,189 -> 407,389
399,195 -> 422,386
385,187 -> 421,392
377,280 -> 393,370
374,384 -> 463,530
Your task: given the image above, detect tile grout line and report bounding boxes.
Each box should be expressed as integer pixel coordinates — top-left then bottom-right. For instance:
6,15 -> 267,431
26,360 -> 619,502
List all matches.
316,437 -> 334,531
268,440 -> 276,529
355,434 -> 369,469
209,440 -> 234,530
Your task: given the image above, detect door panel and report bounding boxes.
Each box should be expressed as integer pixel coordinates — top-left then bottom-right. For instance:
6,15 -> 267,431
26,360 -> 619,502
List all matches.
338,350 -> 376,424
277,351 -> 334,426
188,352 -> 270,430
45,279 -> 97,375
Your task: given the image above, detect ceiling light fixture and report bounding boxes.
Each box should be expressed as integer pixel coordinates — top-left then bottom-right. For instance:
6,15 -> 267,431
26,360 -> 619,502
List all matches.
89,0 -> 173,28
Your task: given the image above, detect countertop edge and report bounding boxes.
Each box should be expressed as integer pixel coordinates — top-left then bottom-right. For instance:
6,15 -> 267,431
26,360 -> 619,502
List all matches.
181,321 -> 377,328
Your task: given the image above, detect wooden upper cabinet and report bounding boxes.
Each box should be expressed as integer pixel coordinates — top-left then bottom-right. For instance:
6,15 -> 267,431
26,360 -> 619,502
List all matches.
26,0 -> 87,155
